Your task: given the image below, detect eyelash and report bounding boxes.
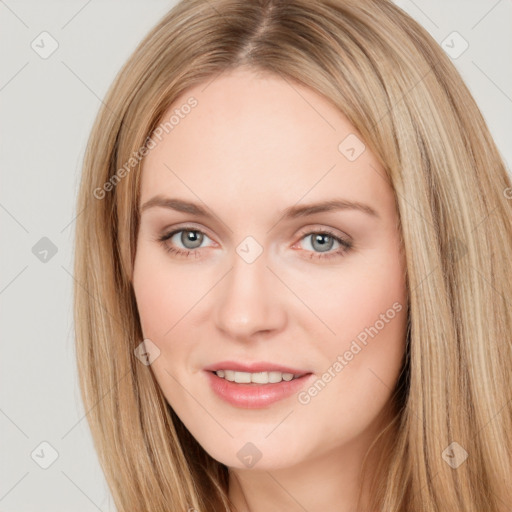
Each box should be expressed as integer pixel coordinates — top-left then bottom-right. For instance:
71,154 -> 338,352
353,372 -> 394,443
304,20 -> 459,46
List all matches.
156,226 -> 353,261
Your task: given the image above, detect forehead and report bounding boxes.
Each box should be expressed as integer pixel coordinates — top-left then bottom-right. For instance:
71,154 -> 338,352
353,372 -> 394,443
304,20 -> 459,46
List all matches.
139,68 -> 393,215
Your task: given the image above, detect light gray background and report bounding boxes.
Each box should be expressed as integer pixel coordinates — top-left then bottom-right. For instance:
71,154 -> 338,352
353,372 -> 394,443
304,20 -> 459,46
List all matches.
1,1 -> 510,510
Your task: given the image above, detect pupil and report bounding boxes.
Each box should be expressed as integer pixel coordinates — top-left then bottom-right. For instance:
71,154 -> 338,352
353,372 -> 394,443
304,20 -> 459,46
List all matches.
182,230 -> 202,249
313,234 -> 333,252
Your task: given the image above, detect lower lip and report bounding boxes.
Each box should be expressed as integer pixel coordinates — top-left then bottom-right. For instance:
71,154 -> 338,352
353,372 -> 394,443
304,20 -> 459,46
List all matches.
205,370 -> 313,409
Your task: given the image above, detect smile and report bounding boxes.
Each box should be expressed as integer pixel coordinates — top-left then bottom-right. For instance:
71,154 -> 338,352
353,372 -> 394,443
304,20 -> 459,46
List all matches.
205,370 -> 313,409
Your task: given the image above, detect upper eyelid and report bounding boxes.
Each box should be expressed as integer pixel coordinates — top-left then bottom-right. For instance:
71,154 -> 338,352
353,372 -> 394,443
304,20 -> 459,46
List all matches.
164,225 -> 216,243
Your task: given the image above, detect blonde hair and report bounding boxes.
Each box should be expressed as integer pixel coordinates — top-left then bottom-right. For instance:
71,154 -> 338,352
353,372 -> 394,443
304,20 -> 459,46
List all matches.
73,0 -> 512,510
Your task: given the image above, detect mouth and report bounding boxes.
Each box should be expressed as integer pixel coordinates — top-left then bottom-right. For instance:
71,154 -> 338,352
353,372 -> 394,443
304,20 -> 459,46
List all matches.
204,367 -> 314,409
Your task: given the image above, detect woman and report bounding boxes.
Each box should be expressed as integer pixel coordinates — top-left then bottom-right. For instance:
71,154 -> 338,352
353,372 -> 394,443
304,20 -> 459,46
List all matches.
73,0 -> 512,510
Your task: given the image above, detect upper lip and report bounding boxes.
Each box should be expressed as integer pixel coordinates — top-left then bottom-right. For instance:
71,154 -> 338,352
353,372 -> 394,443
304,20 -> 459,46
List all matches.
204,360 -> 311,375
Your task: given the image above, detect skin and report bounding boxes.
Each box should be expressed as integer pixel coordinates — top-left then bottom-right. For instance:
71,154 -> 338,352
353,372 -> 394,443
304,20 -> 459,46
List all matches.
132,67 -> 408,512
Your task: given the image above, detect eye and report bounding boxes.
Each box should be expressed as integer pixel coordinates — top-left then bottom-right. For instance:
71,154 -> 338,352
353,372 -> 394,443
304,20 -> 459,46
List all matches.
157,227 -> 214,258
156,226 -> 353,261
295,229 -> 353,260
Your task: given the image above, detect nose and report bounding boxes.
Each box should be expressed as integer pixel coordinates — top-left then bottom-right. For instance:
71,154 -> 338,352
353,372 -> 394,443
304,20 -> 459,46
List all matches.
214,247 -> 287,341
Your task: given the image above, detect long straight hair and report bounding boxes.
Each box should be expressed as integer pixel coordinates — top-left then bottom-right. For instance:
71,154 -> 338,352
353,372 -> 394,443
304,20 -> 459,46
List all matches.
73,0 -> 512,510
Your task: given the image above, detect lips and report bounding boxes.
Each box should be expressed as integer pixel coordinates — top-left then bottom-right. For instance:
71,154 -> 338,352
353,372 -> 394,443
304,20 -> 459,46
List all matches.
205,370 -> 314,408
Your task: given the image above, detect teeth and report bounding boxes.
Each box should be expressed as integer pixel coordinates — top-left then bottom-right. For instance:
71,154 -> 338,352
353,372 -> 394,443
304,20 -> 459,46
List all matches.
214,370 -> 300,384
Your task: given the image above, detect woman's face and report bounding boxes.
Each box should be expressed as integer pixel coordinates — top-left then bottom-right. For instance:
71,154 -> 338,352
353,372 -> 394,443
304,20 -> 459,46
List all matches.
132,67 -> 408,471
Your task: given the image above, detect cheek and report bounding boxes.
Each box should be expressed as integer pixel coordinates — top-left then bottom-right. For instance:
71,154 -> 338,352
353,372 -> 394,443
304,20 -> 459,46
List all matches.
292,239 -> 407,350
132,248 -> 198,405
330,253 -> 407,347
133,245 -> 201,339
295,240 -> 407,410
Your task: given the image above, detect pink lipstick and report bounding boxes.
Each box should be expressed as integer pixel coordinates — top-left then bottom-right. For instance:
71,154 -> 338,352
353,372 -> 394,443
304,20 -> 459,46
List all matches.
203,360 -> 313,409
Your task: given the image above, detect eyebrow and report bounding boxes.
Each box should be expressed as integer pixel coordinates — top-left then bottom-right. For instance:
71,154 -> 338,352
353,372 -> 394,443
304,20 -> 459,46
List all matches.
140,195 -> 380,219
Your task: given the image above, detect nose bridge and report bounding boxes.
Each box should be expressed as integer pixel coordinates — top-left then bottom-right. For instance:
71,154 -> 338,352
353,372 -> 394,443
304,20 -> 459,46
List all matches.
214,241 -> 284,338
